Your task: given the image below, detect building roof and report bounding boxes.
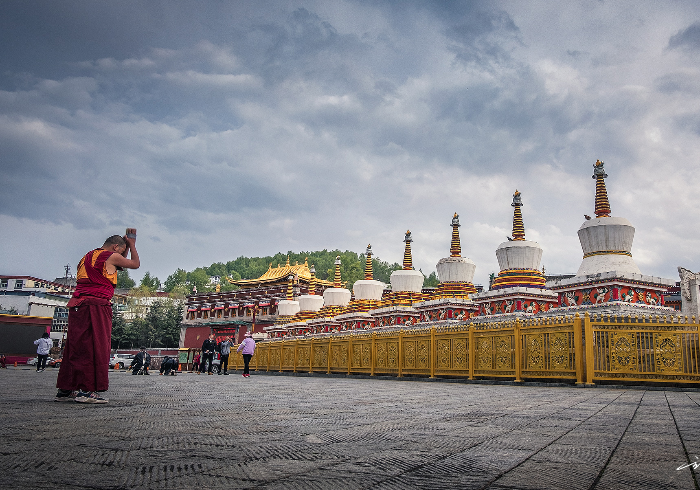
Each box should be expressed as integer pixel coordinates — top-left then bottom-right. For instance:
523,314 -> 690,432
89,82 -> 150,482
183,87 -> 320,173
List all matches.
232,257 -> 333,288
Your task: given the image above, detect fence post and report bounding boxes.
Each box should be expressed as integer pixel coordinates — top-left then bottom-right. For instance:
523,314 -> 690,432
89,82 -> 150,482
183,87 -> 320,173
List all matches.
574,313 -> 584,385
327,337 -> 332,374
514,319 -> 522,383
430,326 -> 436,379
468,325 -> 475,380
279,340 -> 284,372
584,312 -> 595,385
309,338 -> 314,373
293,339 -> 298,373
371,332 -> 376,376
398,329 -> 403,378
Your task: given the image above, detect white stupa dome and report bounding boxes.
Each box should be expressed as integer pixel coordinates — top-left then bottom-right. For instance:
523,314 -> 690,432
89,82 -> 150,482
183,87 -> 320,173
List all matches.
576,216 -> 641,276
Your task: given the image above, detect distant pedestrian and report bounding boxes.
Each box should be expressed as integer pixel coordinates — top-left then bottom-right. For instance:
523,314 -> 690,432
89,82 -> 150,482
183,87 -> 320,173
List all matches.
0,354 -> 5,369
199,334 -> 217,375
236,332 -> 256,378
34,332 -> 53,372
218,336 -> 233,375
130,347 -> 151,375
192,352 -> 200,372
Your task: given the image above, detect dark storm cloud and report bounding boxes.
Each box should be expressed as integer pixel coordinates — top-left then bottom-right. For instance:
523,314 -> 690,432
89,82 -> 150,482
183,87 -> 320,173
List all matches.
668,22 -> 700,51
1,0 -> 700,285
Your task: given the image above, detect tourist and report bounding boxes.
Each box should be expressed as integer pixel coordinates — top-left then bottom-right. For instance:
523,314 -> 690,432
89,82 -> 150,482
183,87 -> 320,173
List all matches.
55,230 -> 140,404
236,332 -> 256,378
159,356 -> 178,376
218,336 -> 233,375
33,332 -> 53,372
130,346 -> 151,375
192,352 -> 200,372
199,334 -> 217,375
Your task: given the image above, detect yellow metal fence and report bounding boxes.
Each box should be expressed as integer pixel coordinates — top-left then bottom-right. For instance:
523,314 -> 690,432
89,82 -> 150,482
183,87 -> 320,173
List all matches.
227,313 -> 700,385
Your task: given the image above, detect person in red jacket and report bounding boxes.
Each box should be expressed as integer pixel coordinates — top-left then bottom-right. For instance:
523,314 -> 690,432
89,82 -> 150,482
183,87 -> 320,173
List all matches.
55,230 -> 140,404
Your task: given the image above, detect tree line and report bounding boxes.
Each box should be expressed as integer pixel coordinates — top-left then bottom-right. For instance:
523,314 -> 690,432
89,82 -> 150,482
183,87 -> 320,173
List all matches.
111,299 -> 182,350
117,249 -> 440,296
111,249 -> 441,349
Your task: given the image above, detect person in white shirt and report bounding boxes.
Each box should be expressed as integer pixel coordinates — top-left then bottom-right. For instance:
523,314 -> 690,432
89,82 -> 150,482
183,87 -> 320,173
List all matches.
33,332 -> 53,372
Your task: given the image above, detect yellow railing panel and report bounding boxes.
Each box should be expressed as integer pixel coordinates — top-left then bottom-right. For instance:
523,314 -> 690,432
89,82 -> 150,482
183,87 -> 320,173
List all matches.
253,313 -> 699,386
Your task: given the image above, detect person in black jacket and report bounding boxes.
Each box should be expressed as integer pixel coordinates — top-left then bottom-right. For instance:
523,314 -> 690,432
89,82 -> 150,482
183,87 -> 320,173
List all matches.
130,347 -> 151,375
199,334 -> 217,375
159,356 -> 178,376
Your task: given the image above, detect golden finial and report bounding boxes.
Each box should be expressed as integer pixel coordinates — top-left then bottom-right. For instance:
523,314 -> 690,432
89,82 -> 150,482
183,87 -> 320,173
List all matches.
286,274 -> 294,300
334,256 -> 342,288
365,244 -> 374,280
403,230 -> 413,270
511,190 -> 525,241
309,264 -> 316,295
450,213 -> 461,257
593,160 -> 611,218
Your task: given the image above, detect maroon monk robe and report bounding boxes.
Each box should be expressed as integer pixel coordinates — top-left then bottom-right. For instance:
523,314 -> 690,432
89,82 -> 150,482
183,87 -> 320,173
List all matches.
56,249 -> 116,393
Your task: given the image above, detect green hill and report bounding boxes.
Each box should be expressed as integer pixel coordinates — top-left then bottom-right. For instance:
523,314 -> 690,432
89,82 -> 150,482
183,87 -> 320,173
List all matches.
158,250 -> 438,295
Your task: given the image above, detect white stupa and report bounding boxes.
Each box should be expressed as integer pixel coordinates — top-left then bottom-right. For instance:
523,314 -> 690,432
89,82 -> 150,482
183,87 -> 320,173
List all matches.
390,230 -> 424,293
297,264 -> 324,312
322,256 -> 352,307
352,245 -> 386,302
413,213 -> 479,322
276,273 -> 300,317
471,190 -> 557,317
435,213 -> 477,291
547,160 -> 674,312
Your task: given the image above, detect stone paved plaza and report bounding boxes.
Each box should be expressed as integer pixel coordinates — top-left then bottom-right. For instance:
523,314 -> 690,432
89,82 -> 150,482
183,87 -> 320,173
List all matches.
1,367 -> 699,489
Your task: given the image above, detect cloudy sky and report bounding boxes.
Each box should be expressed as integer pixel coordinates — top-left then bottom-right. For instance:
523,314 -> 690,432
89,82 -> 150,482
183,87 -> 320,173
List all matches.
2,0 -> 700,288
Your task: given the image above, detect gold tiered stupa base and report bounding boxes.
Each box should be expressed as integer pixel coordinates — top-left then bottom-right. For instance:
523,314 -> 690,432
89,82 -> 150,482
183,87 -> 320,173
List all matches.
432,281 -> 477,300
380,291 -> 428,307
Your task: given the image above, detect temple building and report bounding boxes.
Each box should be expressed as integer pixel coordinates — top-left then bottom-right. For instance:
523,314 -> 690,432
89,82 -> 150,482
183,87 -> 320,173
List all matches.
181,159 -> 682,347
471,191 -> 558,318
180,258 -> 332,347
546,160 -> 675,315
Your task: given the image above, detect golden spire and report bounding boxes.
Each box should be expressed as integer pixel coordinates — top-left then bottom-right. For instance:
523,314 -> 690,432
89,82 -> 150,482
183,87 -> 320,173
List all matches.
593,160 -> 611,218
285,256 -> 290,267
286,274 -> 294,300
450,213 -> 461,257
309,264 -> 316,295
364,244 -> 374,280
333,256 -> 342,288
511,190 -> 525,241
403,230 -> 413,270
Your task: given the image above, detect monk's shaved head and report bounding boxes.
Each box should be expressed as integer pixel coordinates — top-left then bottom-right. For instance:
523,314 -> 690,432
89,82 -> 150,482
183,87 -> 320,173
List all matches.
103,235 -> 126,248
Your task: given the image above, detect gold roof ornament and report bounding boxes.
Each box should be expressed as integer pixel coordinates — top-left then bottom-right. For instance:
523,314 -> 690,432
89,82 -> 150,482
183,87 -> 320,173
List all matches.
233,259 -> 333,288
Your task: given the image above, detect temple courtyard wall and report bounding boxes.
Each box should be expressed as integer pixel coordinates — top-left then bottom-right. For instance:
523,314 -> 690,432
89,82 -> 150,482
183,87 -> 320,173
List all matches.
245,312 -> 700,387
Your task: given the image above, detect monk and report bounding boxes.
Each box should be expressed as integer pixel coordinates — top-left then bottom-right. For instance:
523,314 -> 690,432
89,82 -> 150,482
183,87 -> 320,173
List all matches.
55,229 -> 140,404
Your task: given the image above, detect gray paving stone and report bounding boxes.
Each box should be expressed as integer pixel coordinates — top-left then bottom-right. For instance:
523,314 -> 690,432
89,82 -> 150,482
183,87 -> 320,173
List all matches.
0,368 -> 698,489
